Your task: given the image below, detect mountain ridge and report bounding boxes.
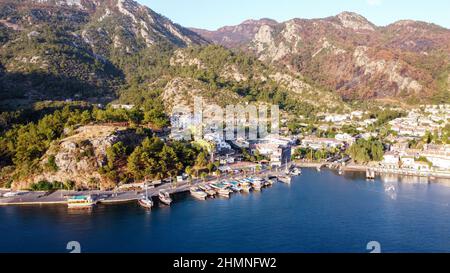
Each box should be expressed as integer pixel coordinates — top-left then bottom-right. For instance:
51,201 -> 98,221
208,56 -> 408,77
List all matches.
0,0 -> 208,104
191,11 -> 450,102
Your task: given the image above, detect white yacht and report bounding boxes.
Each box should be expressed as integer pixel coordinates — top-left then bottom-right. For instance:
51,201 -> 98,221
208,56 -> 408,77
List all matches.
190,187 -> 208,200
158,190 -> 172,206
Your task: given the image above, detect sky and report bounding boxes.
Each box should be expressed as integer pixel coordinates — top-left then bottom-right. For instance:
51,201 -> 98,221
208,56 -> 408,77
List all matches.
140,0 -> 450,30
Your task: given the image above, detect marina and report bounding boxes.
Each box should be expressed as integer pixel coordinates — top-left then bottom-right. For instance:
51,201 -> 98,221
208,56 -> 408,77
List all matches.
2,169 -> 450,253
2,163 -> 449,209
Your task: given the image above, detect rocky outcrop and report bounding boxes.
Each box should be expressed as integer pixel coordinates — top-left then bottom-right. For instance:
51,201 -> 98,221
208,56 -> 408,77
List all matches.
336,12 -> 375,31
161,77 -> 241,113
170,49 -> 206,69
190,18 -> 278,48
18,125 -> 143,190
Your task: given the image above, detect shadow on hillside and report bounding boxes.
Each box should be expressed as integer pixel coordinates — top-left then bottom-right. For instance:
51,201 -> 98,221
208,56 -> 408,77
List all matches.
0,70 -> 121,110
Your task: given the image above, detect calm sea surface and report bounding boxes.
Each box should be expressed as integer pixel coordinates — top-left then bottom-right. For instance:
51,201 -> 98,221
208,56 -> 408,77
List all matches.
1,169 -> 450,253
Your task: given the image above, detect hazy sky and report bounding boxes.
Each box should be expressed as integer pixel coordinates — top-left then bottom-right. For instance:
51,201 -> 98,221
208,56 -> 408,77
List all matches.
140,0 -> 450,30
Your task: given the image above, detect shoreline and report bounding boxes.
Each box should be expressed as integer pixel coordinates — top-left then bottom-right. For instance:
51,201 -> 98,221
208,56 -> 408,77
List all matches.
295,161 -> 450,179
2,165 -> 450,207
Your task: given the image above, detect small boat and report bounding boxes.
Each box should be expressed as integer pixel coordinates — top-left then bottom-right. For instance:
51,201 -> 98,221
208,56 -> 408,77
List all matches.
250,179 -> 263,191
138,198 -> 153,209
190,187 -> 208,200
268,176 -> 278,184
263,179 -> 273,187
278,176 -> 291,184
138,184 -> 153,209
199,184 -> 216,197
67,195 -> 96,209
158,190 -> 172,206
226,181 -> 243,192
210,183 -> 231,197
338,168 -> 343,175
240,182 -> 252,193
316,166 -> 321,172
217,188 -> 230,198
290,167 -> 302,176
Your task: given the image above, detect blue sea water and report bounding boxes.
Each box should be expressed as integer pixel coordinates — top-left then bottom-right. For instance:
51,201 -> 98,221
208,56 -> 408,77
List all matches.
1,169 -> 450,253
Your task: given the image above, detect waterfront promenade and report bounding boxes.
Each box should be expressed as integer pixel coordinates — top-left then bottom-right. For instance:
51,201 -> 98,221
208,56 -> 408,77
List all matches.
0,168 -> 287,206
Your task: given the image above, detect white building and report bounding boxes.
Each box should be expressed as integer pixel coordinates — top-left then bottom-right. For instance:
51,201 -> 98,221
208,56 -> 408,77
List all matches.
335,133 -> 356,144
383,152 -> 400,165
325,114 -> 350,123
301,137 -> 343,150
111,104 -> 135,110
204,132 -> 231,151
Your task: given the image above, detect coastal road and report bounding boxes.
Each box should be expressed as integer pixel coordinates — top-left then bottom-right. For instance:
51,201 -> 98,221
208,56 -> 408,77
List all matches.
0,168 -> 288,206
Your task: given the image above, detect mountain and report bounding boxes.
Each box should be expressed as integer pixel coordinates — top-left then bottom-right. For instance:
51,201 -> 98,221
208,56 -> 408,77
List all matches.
118,44 -> 348,117
0,0 -> 347,116
191,12 -> 450,102
0,0 -> 208,104
191,18 -> 278,48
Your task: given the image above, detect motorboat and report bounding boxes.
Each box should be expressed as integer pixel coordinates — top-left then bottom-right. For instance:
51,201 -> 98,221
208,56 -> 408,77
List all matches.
226,181 -> 242,192
198,184 -> 216,197
268,176 -> 278,184
240,181 -> 252,193
290,167 -> 302,176
210,183 -> 231,198
278,176 -> 291,184
190,187 -> 208,200
158,190 -> 172,206
249,178 -> 263,191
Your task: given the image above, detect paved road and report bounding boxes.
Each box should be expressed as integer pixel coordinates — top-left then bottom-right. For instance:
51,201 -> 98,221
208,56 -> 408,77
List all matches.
0,168 -> 289,206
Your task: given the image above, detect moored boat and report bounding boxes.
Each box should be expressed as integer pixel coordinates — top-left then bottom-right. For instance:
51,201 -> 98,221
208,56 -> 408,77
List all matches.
278,176 -> 291,184
138,184 -> 153,209
226,181 -> 243,192
290,167 -> 302,176
190,187 -> 208,200
158,190 -> 172,206
249,178 -> 263,191
240,181 -> 252,193
138,198 -> 153,209
210,182 -> 231,198
67,195 -> 96,209
217,188 -> 230,198
199,184 -> 216,197
268,176 -> 278,184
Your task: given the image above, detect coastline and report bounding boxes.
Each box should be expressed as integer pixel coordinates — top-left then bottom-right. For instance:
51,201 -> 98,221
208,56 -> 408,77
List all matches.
2,163 -> 450,207
295,160 -> 450,179
0,170 -> 277,207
